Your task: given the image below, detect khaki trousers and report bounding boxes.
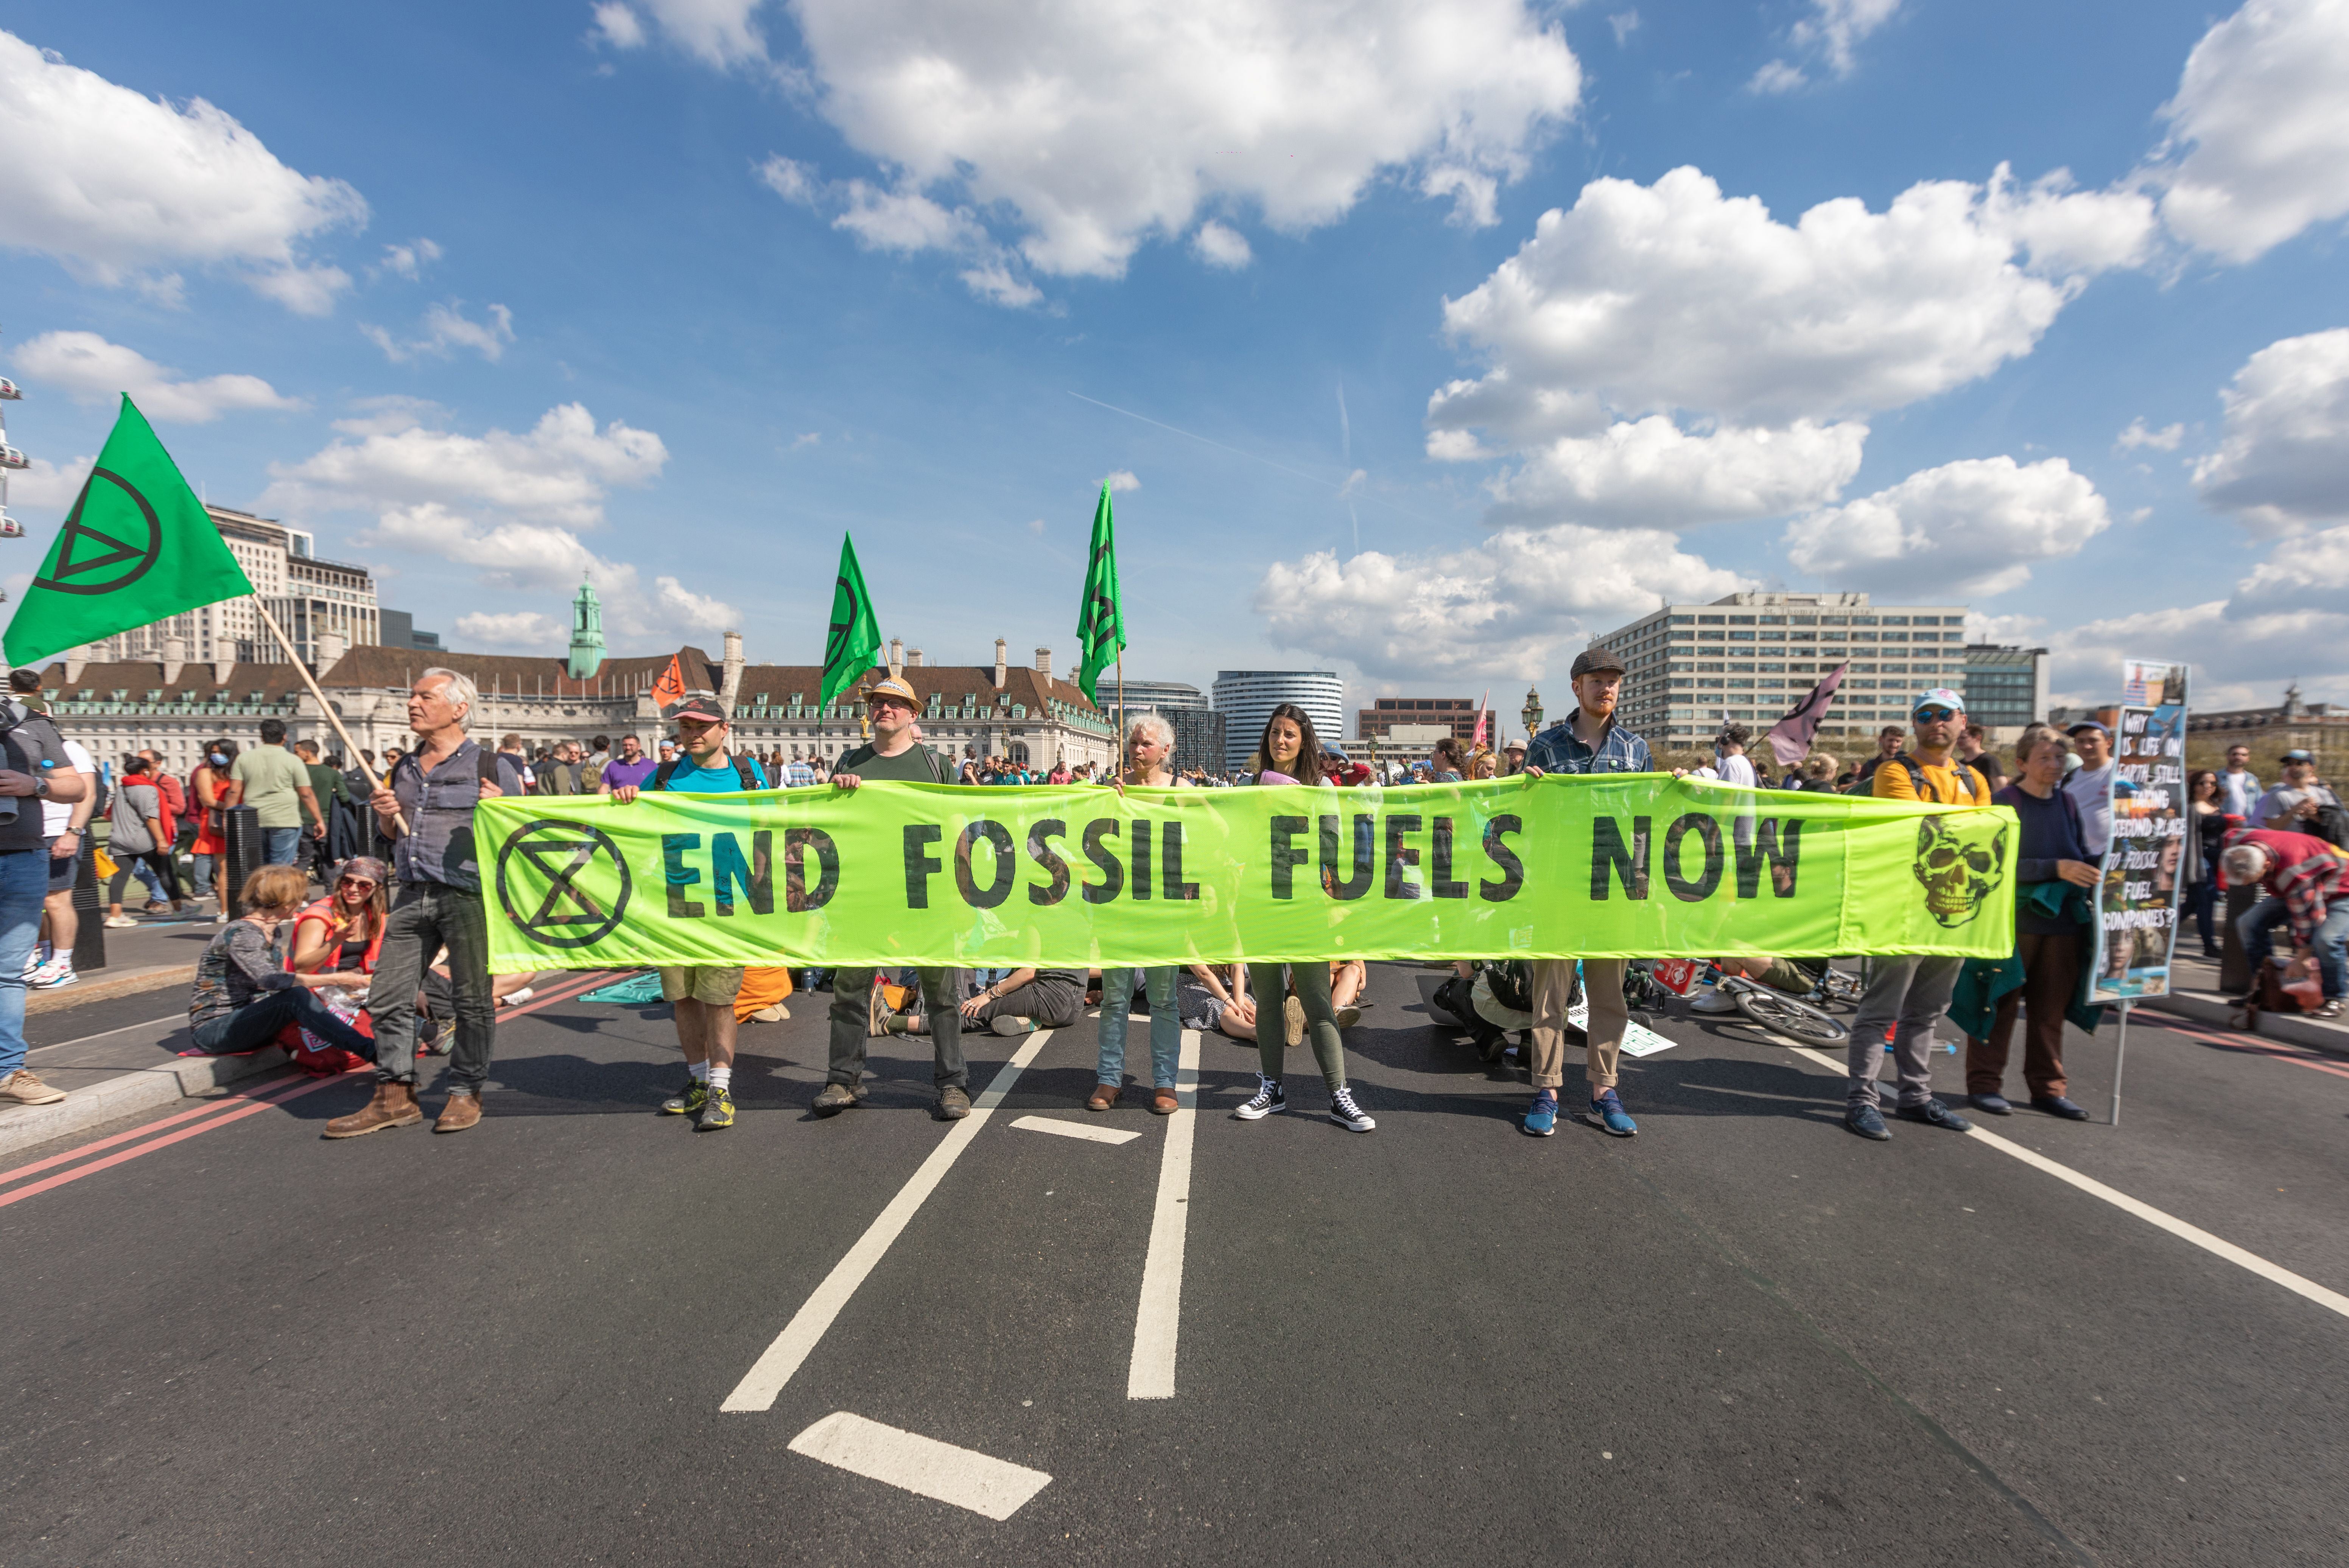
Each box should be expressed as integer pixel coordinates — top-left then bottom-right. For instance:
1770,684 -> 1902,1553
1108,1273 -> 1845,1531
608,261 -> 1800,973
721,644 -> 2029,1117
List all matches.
1529,958 -> 1627,1094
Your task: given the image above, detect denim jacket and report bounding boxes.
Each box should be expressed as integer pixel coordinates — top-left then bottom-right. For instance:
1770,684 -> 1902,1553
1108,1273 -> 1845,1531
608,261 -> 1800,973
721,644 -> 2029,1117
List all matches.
1525,711 -> 1652,775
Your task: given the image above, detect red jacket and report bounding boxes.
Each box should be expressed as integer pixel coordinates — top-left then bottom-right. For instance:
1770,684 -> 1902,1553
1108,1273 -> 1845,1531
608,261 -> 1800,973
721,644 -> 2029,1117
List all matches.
150,772 -> 184,843
2225,827 -> 2349,947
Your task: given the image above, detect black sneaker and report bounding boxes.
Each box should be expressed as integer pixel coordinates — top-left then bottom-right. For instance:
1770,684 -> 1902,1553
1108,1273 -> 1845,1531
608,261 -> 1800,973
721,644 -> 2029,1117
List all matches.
661,1080 -> 706,1116
1326,1085 -> 1375,1132
1233,1075 -> 1286,1120
1894,1097 -> 1971,1131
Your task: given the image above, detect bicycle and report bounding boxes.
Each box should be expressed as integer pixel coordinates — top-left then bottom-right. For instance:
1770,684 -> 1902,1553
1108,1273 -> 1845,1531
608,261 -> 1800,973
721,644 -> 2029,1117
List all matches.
1716,970 -> 1849,1047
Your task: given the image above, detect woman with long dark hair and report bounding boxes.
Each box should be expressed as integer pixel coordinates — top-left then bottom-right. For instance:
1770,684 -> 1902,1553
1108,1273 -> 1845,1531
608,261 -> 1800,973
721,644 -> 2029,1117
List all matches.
188,737 -> 240,911
2184,768 -> 2225,957
1233,703 -> 1373,1131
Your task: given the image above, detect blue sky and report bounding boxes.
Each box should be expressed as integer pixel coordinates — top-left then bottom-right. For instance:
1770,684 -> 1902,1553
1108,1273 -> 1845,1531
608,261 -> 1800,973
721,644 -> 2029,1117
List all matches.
2,0 -> 2346,714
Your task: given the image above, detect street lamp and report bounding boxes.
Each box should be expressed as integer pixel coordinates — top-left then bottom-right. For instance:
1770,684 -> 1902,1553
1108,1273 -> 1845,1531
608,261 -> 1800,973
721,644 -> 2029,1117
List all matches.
1521,686 -> 1544,743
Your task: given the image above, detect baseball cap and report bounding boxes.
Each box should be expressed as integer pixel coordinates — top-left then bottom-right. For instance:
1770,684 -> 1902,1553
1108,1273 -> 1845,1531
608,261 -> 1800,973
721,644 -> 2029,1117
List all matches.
1571,646 -> 1627,678
2282,747 -> 2315,762
2066,719 -> 2110,739
1912,688 -> 1966,716
671,695 -> 727,725
863,675 -> 918,707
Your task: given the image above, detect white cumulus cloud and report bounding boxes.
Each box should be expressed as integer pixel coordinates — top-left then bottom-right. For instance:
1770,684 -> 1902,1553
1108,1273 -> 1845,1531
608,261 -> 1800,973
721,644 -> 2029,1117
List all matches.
264,402 -> 666,527
2117,417 -> 2184,451
453,610 -> 567,649
0,30 -> 364,311
751,0 -> 1580,285
1484,416 -> 1868,529
0,453 -> 94,511
1781,455 -> 2112,596
1192,221 -> 1252,270
1255,525 -> 1748,684
2148,0 -> 2349,263
11,331 -> 299,423
1107,470 -> 1141,493
362,301 -> 517,364
374,238 -> 443,280
2192,327 -> 2349,534
1790,0 -> 1903,75
596,0 -> 766,66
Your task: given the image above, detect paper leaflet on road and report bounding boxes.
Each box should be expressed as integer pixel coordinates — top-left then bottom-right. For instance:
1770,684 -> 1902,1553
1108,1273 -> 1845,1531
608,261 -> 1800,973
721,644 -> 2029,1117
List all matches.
477,774 -> 2019,973
1566,995 -> 1677,1058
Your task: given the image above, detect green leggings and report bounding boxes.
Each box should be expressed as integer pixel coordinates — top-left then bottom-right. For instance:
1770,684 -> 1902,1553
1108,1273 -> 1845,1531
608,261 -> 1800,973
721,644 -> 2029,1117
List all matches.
1249,961 -> 1346,1089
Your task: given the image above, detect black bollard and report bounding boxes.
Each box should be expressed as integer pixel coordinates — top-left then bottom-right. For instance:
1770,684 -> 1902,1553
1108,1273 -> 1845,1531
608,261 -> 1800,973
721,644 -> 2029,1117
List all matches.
69,834 -> 105,974
221,806 -> 265,919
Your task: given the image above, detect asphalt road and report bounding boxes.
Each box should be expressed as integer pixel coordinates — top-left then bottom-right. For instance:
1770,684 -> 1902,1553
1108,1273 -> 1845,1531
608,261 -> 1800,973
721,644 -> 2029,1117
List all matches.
3,962 -> 2345,1566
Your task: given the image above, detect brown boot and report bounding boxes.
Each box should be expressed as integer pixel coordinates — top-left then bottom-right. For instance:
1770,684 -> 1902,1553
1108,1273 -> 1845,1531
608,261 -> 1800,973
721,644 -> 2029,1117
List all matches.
1151,1089 -> 1179,1115
433,1090 -> 483,1134
324,1081 -> 424,1139
1087,1083 -> 1121,1112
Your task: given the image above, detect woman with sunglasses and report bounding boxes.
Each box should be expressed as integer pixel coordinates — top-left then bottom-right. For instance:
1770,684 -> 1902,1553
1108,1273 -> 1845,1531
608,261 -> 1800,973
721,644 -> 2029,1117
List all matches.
1232,703 -> 1374,1132
290,857 -> 391,983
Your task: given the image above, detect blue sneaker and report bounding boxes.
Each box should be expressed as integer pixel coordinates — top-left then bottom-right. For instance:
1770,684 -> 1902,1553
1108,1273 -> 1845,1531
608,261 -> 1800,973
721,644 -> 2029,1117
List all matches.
1589,1089 -> 1637,1137
1845,1103 -> 1891,1140
1523,1089 -> 1558,1137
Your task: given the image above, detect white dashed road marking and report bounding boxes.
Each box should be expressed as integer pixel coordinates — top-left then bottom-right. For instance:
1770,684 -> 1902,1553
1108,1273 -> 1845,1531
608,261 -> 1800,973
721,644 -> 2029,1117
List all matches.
1128,1028 -> 1202,1399
1010,1114 -> 1142,1146
1778,1043 -> 2349,1323
721,1030 -> 1055,1412
788,1411 -> 1052,1520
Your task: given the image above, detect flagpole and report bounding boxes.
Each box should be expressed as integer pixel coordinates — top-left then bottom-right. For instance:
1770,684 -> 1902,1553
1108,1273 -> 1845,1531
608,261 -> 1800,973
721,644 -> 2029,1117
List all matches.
248,595 -> 408,835
1116,653 -> 1125,780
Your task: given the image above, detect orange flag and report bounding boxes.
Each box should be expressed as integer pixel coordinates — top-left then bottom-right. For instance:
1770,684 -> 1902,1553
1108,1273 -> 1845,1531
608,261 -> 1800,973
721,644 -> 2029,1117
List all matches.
651,655 -> 688,711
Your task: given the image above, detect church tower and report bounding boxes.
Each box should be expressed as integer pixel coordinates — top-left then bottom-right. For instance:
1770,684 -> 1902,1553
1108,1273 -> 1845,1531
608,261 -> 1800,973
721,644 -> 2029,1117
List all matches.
567,577 -> 606,679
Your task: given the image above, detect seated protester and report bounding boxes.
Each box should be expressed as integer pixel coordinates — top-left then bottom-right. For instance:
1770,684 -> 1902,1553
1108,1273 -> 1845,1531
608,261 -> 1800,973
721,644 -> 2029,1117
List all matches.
187,865 -> 378,1058
290,856 -> 389,980
955,967 -> 1086,1036
1177,963 -> 1257,1042
2223,826 -> 2349,1020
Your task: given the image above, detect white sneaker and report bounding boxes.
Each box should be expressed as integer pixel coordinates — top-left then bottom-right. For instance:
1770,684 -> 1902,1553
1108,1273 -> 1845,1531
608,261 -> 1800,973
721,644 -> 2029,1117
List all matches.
1690,986 -> 1739,1014
30,958 -> 76,989
103,915 -> 138,929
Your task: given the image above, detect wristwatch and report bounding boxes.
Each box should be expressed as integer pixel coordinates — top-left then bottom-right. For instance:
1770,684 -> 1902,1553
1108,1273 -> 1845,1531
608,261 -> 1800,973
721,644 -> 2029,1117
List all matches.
33,777 -> 49,798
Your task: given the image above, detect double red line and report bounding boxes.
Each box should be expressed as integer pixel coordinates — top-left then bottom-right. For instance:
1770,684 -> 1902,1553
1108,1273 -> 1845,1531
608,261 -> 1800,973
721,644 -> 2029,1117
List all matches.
0,967 -> 626,1209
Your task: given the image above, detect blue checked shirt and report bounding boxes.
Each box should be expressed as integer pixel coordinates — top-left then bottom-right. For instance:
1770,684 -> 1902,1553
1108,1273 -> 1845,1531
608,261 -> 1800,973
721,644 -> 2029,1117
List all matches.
782,760 -> 817,788
1524,711 -> 1653,776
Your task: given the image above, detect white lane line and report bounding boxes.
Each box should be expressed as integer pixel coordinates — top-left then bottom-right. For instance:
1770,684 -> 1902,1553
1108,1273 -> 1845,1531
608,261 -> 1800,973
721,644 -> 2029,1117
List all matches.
28,1014 -> 185,1057
788,1411 -> 1051,1520
721,1030 -> 1054,1413
1127,1028 -> 1202,1400
1778,1043 -> 2349,1323
1009,1114 -> 1141,1146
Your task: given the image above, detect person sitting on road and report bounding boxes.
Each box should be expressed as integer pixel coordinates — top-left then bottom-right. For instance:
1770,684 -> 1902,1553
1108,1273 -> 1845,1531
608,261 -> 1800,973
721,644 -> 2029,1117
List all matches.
187,865 -> 378,1058
289,857 -> 389,982
954,967 -> 1087,1038
609,694 -> 769,1131
1176,963 -> 1255,1042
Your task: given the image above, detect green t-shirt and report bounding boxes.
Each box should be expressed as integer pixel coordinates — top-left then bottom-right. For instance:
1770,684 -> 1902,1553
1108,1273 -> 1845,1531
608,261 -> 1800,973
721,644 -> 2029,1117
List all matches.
231,744 -> 315,828
834,743 -> 948,784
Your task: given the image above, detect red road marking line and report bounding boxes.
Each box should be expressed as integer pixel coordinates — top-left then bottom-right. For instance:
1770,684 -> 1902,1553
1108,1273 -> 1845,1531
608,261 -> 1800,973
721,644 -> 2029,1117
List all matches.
497,969 -> 625,1022
0,1069 -> 362,1210
0,1069 -> 323,1189
2144,1017 -> 2349,1081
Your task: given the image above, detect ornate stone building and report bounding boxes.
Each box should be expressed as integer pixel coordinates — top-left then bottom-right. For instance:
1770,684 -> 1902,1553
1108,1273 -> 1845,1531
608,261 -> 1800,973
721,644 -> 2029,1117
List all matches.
30,582 -> 1113,773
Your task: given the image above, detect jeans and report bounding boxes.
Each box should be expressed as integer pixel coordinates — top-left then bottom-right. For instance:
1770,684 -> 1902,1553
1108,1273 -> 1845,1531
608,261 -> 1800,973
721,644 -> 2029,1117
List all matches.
1098,965 -> 1180,1089
826,966 -> 967,1090
1529,958 -> 1630,1094
190,986 -> 374,1057
367,881 -> 495,1090
191,853 -> 218,900
2184,878 -> 2219,952
263,826 -> 304,866
0,850 -> 48,1078
1847,954 -> 1963,1109
107,848 -> 181,906
1248,961 -> 1345,1090
2238,895 -> 2349,1001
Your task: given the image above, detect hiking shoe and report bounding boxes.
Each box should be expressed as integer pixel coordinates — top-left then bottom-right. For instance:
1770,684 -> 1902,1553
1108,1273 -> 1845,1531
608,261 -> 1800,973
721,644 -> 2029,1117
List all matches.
1968,1092 -> 2013,1116
2031,1094 -> 2089,1121
1523,1089 -> 1558,1137
1589,1089 -> 1637,1137
661,1080 -> 707,1116
1233,1075 -> 1287,1120
1327,1086 -> 1375,1132
1845,1103 -> 1891,1141
812,1081 -> 868,1116
990,1014 -> 1036,1036
936,1085 -> 972,1120
0,1069 -> 66,1106
1894,1097 -> 1971,1132
697,1086 -> 735,1131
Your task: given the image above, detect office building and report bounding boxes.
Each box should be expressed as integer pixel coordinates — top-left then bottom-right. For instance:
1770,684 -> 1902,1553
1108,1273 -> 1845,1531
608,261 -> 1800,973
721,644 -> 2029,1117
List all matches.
86,504 -> 380,666
1112,678 -> 1225,774
1356,697 -> 1481,746
1213,669 -> 1343,772
378,608 -> 445,654
1962,644 -> 2050,740
1586,591 -> 1971,748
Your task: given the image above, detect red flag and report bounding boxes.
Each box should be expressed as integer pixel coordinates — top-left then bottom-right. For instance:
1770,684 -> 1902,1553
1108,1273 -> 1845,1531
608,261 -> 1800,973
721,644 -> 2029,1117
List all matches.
651,655 -> 688,712
1762,662 -> 1849,767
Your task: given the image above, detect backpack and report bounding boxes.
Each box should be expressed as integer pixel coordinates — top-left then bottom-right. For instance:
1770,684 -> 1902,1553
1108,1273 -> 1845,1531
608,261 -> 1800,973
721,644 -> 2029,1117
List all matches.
1483,959 -> 1535,1015
2309,801 -> 2349,851
1883,753 -> 1985,805
652,755 -> 763,791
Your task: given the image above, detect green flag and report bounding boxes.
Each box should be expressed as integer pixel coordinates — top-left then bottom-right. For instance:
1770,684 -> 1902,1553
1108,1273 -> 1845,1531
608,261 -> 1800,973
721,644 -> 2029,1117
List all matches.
1075,481 -> 1124,704
4,396 -> 255,668
819,531 -> 881,708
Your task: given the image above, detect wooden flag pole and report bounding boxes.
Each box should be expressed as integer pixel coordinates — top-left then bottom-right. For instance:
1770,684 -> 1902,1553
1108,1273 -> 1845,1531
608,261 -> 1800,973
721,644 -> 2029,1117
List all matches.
248,596 -> 408,835
1116,654 -> 1125,782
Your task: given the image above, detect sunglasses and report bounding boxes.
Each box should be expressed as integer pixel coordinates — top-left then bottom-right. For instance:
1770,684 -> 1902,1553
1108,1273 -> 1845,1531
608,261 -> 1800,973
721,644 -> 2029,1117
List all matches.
1913,706 -> 1958,723
338,876 -> 378,891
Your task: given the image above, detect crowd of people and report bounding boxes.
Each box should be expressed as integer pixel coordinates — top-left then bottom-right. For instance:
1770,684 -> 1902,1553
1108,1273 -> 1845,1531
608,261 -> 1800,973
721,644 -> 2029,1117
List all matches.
1,651 -> 2327,1153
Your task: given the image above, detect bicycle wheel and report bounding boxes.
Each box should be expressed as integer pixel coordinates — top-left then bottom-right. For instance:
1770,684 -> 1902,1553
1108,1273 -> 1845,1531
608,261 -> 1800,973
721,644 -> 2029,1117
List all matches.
1732,987 -> 1849,1047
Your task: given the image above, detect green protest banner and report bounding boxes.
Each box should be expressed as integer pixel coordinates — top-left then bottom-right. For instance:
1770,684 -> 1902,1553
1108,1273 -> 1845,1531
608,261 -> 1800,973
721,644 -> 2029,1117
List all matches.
478,775 -> 2017,974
